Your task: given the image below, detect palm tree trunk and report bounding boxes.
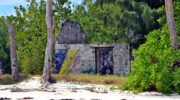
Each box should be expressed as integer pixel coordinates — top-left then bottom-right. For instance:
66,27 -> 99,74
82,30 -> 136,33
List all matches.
6,20 -> 19,82
165,0 -> 179,50
42,0 -> 55,86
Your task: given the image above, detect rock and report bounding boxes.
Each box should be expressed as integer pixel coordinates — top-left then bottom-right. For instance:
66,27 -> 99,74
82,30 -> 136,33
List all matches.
57,19 -> 86,44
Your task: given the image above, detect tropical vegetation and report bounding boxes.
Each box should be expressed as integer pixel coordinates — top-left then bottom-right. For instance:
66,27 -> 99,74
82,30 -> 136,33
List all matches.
0,0 -> 179,94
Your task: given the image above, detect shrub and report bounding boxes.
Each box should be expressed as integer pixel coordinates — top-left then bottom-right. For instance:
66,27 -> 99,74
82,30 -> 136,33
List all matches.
155,68 -> 172,94
17,37 -> 46,75
121,22 -> 180,94
121,1 -> 180,94
172,68 -> 180,94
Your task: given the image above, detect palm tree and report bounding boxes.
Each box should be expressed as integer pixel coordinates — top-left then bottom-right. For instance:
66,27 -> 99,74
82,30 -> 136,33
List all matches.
6,20 -> 19,82
165,0 -> 179,50
42,0 -> 55,87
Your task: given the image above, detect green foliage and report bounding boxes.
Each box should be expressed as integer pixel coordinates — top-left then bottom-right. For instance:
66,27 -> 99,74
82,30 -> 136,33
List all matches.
134,0 -> 164,9
122,12 -> 180,94
94,0 -> 164,9
0,17 -> 11,74
122,25 -> 180,94
172,68 -> 180,94
155,68 -> 173,94
0,0 -> 163,74
72,0 -> 161,47
59,49 -> 80,75
10,0 -> 47,74
8,0 -> 70,74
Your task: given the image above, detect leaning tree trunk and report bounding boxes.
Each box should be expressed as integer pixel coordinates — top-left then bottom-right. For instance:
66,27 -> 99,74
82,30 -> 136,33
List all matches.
6,20 -> 19,82
42,0 -> 55,86
165,0 -> 179,50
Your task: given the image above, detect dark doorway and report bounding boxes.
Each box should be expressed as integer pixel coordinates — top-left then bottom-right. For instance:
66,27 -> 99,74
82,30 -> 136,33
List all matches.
95,47 -> 113,75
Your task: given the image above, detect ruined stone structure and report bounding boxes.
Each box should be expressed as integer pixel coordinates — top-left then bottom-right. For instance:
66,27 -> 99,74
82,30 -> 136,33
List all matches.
55,43 -> 131,75
55,19 -> 131,75
57,19 -> 86,44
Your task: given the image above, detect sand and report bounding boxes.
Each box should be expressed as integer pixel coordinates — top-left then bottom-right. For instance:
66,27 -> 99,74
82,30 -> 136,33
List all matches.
0,77 -> 180,100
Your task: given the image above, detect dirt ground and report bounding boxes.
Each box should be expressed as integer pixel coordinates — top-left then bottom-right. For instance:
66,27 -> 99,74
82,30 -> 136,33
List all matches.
0,77 -> 180,100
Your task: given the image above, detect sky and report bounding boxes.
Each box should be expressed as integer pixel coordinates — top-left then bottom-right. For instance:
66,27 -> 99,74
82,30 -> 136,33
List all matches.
0,0 -> 83,16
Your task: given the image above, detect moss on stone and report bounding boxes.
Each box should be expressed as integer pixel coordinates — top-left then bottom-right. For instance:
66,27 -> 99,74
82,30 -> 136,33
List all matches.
59,49 -> 80,75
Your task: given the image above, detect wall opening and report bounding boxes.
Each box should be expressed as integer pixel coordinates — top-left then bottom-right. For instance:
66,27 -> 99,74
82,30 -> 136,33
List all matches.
95,47 -> 114,75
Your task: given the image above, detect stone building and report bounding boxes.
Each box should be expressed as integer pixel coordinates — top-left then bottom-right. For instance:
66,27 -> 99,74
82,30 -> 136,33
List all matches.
55,19 -> 131,75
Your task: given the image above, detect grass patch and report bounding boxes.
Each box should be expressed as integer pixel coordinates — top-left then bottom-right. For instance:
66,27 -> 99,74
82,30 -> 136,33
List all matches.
52,74 -> 126,86
0,73 -> 31,85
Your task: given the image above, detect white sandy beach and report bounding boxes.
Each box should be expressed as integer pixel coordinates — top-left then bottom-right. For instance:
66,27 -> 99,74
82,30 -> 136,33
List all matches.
0,77 -> 180,100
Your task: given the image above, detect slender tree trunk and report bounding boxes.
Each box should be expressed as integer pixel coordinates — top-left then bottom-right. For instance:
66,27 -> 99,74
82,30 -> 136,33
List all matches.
6,20 -> 19,82
42,0 -> 55,86
165,0 -> 179,50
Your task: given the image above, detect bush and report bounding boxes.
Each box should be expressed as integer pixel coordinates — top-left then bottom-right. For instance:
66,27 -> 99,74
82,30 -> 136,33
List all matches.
172,68 -> 180,94
121,2 -> 180,93
17,39 -> 46,75
155,68 -> 172,94
121,22 -> 180,94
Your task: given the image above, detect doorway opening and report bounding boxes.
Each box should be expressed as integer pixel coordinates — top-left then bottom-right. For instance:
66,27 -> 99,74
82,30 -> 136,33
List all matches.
95,47 -> 114,75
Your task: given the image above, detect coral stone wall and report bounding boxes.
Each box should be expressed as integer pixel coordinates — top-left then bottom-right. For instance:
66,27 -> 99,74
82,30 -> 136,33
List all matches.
55,43 -> 131,75
57,19 -> 86,44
